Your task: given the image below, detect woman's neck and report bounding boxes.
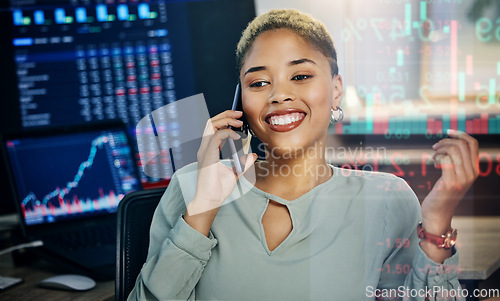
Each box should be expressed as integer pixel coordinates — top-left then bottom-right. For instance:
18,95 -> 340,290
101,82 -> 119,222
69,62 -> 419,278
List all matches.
253,143 -> 333,201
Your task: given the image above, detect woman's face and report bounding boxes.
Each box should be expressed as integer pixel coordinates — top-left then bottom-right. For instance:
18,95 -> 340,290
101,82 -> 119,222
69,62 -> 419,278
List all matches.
239,28 -> 343,156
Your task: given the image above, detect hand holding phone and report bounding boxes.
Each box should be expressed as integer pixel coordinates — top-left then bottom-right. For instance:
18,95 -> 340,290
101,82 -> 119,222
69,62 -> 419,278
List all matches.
184,85 -> 257,235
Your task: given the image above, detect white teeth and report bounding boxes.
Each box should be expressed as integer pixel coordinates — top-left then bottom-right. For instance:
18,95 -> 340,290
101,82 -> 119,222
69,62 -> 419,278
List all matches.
269,112 -> 305,126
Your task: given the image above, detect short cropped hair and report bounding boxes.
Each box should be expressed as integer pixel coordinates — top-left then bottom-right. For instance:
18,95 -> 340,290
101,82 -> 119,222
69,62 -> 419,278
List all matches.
236,9 -> 338,76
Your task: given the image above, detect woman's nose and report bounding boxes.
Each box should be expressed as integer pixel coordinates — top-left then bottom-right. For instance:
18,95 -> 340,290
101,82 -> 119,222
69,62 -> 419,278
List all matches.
268,81 -> 295,104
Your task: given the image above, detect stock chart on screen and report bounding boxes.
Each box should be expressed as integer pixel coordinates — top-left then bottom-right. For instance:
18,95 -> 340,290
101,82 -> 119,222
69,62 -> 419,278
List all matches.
9,0 -> 195,129
312,0 -> 500,214
326,0 -> 500,136
2,0 -> 199,185
0,0 -> 256,214
5,128 -> 140,225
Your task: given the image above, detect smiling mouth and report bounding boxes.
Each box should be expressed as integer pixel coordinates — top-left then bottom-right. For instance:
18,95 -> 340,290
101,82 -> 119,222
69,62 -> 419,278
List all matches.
265,112 -> 306,132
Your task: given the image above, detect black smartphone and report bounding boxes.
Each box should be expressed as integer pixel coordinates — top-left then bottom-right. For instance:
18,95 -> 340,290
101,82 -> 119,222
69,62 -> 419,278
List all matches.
231,83 -> 242,112
228,83 -> 243,173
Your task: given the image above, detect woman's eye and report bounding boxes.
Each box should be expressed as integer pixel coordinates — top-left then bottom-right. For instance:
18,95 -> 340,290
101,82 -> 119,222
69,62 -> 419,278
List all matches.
250,81 -> 269,88
292,75 -> 312,81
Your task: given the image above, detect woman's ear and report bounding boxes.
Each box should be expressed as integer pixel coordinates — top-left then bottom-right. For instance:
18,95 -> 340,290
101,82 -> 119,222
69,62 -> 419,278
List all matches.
331,74 -> 344,109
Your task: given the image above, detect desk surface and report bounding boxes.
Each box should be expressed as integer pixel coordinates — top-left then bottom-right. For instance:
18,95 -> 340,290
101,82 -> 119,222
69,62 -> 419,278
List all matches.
0,255 -> 114,301
453,216 -> 500,280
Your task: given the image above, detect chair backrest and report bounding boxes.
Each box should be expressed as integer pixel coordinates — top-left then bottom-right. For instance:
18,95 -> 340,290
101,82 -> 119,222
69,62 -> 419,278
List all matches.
116,188 -> 165,301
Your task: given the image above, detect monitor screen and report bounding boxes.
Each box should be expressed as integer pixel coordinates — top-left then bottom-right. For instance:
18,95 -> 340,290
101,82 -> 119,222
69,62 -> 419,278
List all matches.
8,0 -> 195,128
0,0 -> 257,215
4,125 -> 141,226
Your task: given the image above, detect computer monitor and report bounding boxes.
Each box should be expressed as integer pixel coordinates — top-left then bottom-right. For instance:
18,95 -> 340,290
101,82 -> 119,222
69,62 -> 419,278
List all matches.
2,122 -> 142,226
7,0 -> 196,128
0,0 -> 257,214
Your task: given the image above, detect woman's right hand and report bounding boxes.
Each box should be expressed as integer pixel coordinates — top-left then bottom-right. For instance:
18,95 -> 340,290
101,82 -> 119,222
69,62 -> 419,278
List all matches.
184,110 -> 257,236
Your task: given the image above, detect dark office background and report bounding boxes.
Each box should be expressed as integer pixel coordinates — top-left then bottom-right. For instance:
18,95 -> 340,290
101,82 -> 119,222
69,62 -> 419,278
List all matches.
1,0 -> 499,218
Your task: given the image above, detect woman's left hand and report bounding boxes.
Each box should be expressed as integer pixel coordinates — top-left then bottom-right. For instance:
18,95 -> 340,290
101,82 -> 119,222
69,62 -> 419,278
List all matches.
421,129 -> 479,235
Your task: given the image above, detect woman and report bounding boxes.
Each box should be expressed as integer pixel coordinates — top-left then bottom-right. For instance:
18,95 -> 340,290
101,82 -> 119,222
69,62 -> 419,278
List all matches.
129,9 -> 478,301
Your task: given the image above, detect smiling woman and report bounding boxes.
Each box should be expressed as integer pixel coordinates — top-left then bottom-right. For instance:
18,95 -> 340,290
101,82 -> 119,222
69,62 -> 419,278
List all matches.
128,9 -> 479,301
240,29 -> 340,157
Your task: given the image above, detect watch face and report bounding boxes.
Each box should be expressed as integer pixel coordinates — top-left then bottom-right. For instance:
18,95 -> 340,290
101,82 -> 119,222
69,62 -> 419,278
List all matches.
444,229 -> 458,248
417,223 -> 458,249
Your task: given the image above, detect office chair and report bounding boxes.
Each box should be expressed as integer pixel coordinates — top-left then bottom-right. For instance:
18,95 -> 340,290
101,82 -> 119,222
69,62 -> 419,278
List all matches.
116,188 -> 166,301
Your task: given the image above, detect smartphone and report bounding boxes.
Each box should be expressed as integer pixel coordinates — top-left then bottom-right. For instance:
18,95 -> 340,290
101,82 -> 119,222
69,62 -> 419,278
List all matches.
228,83 -> 243,174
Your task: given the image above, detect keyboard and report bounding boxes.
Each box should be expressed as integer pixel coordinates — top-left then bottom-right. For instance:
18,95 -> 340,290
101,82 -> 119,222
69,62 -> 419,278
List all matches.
0,276 -> 23,290
42,224 -> 116,252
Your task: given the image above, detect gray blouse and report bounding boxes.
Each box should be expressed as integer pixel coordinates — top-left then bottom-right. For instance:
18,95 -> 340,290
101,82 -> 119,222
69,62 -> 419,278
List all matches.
128,162 -> 462,301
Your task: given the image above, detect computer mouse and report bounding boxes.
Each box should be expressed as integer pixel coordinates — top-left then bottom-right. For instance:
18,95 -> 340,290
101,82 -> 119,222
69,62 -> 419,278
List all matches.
38,274 -> 96,291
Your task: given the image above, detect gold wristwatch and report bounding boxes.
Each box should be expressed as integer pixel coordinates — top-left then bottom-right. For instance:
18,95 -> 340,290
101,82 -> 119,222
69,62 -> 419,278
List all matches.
417,222 -> 457,249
